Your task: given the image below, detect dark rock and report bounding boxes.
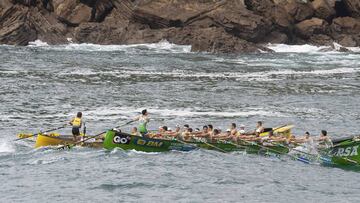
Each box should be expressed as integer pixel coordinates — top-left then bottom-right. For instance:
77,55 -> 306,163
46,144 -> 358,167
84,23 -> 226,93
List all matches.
283,0 -> 314,22
295,18 -> 329,39
0,6 -> 36,45
312,0 -> 336,21
336,34 -> 357,47
260,31 -> 289,44
0,0 -> 358,53
343,0 -> 360,18
206,2 -> 272,42
0,5 -> 68,45
331,17 -> 360,35
244,0 -> 293,29
309,34 -> 333,46
54,0 -> 92,26
11,0 -> 37,7
73,22 -> 125,44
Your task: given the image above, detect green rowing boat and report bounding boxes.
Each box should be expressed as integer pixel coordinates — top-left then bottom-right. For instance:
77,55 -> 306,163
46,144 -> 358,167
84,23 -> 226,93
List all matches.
103,130 -> 290,155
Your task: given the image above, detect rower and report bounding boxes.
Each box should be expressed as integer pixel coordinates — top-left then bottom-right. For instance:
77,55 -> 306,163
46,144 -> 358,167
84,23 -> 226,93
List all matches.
207,124 -> 214,135
238,124 -> 246,135
131,127 -> 141,137
69,112 -> 83,141
167,126 -> 181,138
181,128 -> 193,141
255,121 -> 265,136
134,109 -> 150,136
230,123 -> 238,136
317,130 -> 333,148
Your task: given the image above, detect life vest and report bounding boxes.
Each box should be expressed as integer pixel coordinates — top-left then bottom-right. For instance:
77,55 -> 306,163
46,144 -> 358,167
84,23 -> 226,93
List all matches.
72,117 -> 81,128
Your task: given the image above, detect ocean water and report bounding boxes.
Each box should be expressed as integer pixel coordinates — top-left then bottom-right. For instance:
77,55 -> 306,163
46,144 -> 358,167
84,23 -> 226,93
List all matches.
1,41 -> 360,202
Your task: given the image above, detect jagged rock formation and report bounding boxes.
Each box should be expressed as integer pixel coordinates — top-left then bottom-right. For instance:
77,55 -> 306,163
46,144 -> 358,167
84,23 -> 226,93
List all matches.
0,0 -> 359,53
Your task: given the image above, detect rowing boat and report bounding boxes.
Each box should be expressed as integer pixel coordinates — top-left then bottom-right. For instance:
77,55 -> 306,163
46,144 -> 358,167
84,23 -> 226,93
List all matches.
103,129 -> 290,154
35,133 -> 103,148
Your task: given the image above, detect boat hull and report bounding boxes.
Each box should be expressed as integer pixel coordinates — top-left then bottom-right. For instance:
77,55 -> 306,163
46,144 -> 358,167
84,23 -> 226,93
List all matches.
103,130 -> 196,152
35,134 -> 103,148
103,130 -> 289,154
324,139 -> 360,166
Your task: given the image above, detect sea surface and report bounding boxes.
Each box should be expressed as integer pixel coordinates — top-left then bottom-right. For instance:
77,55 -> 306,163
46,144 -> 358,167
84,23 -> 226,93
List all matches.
1,41 -> 360,202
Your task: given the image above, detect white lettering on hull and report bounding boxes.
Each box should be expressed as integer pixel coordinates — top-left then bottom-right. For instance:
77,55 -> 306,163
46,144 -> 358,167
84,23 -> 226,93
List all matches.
334,146 -> 359,157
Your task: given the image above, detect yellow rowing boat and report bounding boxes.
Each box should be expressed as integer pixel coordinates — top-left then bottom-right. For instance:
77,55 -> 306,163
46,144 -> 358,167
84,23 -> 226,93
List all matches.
35,133 -> 103,148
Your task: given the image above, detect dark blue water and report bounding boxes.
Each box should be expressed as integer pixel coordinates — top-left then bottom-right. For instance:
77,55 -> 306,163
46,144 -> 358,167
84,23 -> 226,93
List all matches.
1,42 -> 360,202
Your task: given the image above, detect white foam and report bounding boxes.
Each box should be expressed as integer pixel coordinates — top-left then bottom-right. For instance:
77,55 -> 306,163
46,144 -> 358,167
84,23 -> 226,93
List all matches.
0,142 -> 15,153
56,65 -> 360,83
28,40 -> 49,47
27,40 -> 191,53
267,43 -> 360,53
84,106 -> 287,120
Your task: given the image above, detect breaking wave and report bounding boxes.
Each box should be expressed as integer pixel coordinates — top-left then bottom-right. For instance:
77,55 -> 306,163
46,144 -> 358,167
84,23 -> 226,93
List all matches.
84,107 -> 287,120
267,43 -> 360,53
27,40 -> 191,53
58,67 -> 360,82
0,142 -> 15,153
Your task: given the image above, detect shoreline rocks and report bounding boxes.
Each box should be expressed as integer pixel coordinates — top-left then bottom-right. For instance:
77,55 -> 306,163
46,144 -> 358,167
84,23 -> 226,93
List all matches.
0,0 -> 359,53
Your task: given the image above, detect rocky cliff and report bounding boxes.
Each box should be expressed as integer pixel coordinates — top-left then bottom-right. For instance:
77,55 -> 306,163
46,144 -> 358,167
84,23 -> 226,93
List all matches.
0,0 -> 359,53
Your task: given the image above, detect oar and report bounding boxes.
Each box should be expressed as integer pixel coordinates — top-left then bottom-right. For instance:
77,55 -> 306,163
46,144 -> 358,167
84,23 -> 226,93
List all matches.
14,125 -> 68,141
271,141 -> 359,166
56,120 -> 135,150
235,137 -> 311,163
169,136 -> 227,153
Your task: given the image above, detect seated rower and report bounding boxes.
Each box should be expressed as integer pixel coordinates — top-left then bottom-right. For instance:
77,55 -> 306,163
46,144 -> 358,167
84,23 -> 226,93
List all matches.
181,128 -> 193,141
316,130 -> 333,148
238,124 -> 246,135
214,129 -> 232,140
230,123 -> 237,135
207,124 -> 214,135
131,127 -> 142,137
166,126 -> 181,138
262,130 -> 287,143
193,126 -> 208,136
255,121 -> 265,136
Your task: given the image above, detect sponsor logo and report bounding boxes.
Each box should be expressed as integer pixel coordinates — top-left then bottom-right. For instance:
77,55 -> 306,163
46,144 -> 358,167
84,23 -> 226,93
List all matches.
113,134 -> 131,144
331,146 -> 358,157
135,138 -> 163,147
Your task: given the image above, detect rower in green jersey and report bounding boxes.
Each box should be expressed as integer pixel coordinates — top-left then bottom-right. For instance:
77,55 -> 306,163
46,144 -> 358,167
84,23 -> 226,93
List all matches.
134,109 -> 150,135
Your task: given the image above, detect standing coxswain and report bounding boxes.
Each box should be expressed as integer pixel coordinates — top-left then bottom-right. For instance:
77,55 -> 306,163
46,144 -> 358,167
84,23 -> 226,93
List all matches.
69,112 -> 83,141
134,109 -> 150,136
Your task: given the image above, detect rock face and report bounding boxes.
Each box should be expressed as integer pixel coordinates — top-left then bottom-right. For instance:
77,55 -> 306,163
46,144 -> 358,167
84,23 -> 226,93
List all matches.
312,0 -> 336,20
295,18 -> 329,39
343,0 -> 360,18
0,0 -> 360,52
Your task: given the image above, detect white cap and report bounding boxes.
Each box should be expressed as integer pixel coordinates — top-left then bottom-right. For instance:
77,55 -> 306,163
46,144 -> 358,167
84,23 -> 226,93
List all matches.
226,129 -> 231,132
